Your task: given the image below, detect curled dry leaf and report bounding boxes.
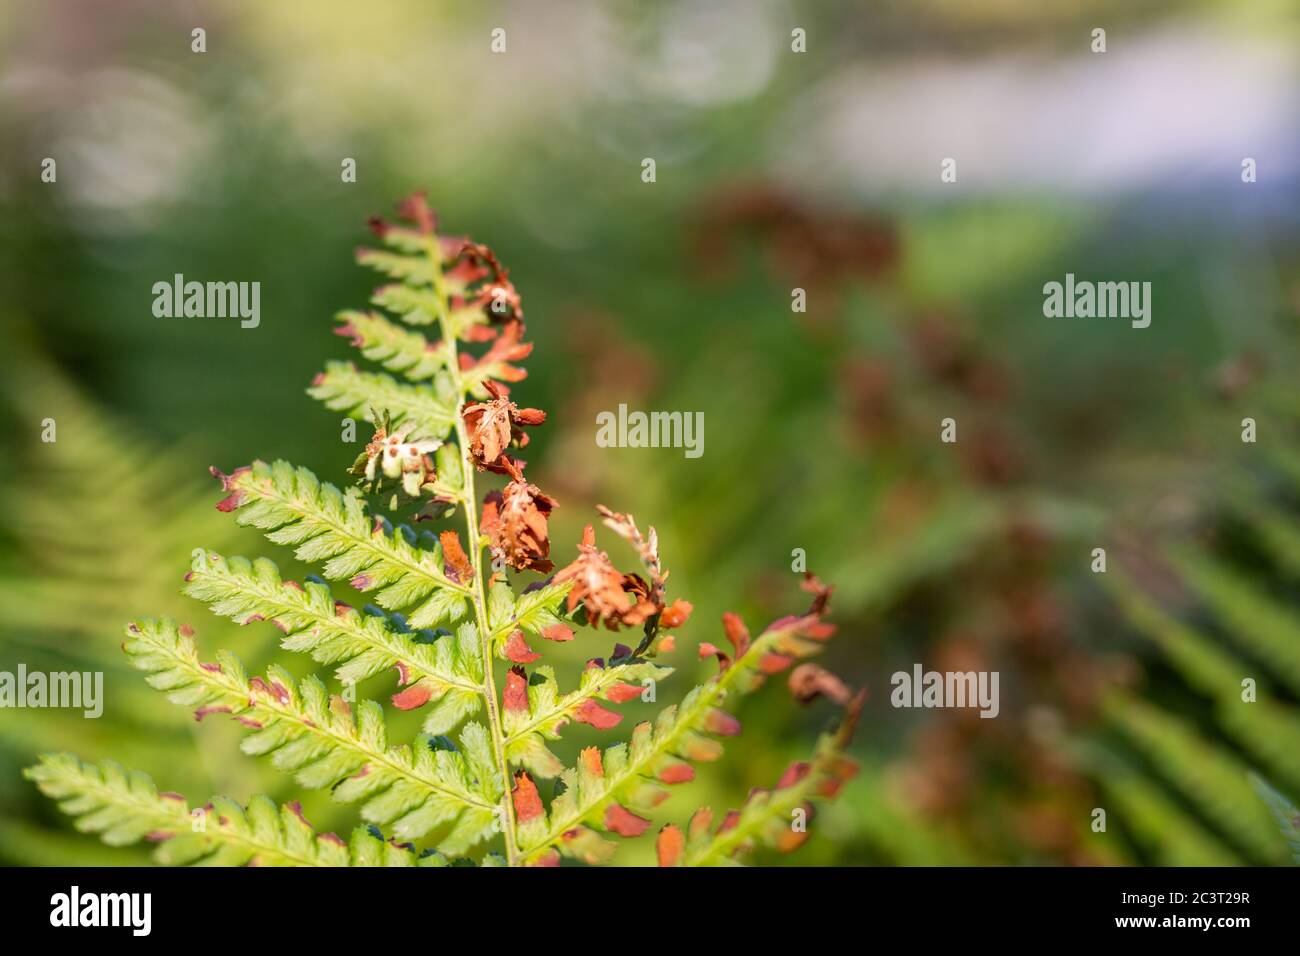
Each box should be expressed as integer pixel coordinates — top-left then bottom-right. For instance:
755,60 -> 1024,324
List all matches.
447,240 -> 523,325
553,525 -> 659,630
788,663 -> 853,706
439,530 -> 475,585
462,319 -> 532,383
480,459 -> 556,572
463,380 -> 546,470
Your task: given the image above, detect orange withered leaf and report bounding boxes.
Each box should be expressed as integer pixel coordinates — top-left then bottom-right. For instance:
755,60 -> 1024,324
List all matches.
504,665 -> 530,713
573,698 -> 622,730
552,525 -> 658,630
660,599 -> 693,629
682,735 -> 724,762
464,319 -> 533,383
818,756 -> 861,798
603,804 -> 650,837
541,623 -> 573,643
656,824 -> 685,867
596,503 -> 665,597
395,191 -> 436,235
604,682 -> 643,704
439,530 -> 475,585
512,771 -> 544,823
688,807 -> 713,840
722,611 -> 751,657
579,746 -> 604,778
698,641 -> 731,672
704,708 -> 742,737
480,460 -> 556,572
504,630 -> 540,664
759,652 -> 795,674
788,663 -> 853,706
450,240 -> 524,325
775,826 -> 810,853
776,761 -> 812,789
553,525 -> 632,626
657,761 -> 695,784
799,572 -> 833,616
390,683 -> 432,711
616,573 -> 661,629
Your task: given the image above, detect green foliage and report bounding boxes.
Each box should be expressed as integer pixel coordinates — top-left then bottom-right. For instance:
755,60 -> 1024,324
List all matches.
1101,419 -> 1300,866
24,754 -> 458,866
216,460 -> 473,624
182,550 -> 484,731
1085,751 -> 1238,867
122,616 -> 501,851
309,362 -> 457,441
1101,693 -> 1283,862
0,348 -> 271,864
24,196 -> 860,866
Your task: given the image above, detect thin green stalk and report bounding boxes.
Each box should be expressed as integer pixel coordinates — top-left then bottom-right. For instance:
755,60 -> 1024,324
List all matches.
427,234 -> 521,866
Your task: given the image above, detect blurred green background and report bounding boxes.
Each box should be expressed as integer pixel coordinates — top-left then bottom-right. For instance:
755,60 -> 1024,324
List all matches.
2,0 -> 1299,865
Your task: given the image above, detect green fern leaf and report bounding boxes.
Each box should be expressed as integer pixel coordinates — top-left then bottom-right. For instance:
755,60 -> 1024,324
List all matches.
485,579 -> 574,656
308,361 -> 456,441
334,310 -> 448,380
215,460 -> 472,628
182,550 -> 483,722
355,248 -> 438,285
23,754 -> 455,866
122,617 -> 501,850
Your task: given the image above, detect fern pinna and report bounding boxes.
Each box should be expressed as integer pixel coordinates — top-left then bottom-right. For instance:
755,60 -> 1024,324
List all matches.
25,194 -> 861,867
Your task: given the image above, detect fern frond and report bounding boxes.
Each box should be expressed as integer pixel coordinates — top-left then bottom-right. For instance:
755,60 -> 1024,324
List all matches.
334,310 -> 449,380
658,691 -> 864,866
123,618 -> 501,850
182,550 -> 483,730
515,609 -> 835,864
23,754 -> 452,866
215,460 -> 473,628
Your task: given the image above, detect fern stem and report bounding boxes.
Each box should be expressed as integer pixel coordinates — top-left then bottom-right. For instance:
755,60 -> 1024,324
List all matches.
428,235 -> 522,866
